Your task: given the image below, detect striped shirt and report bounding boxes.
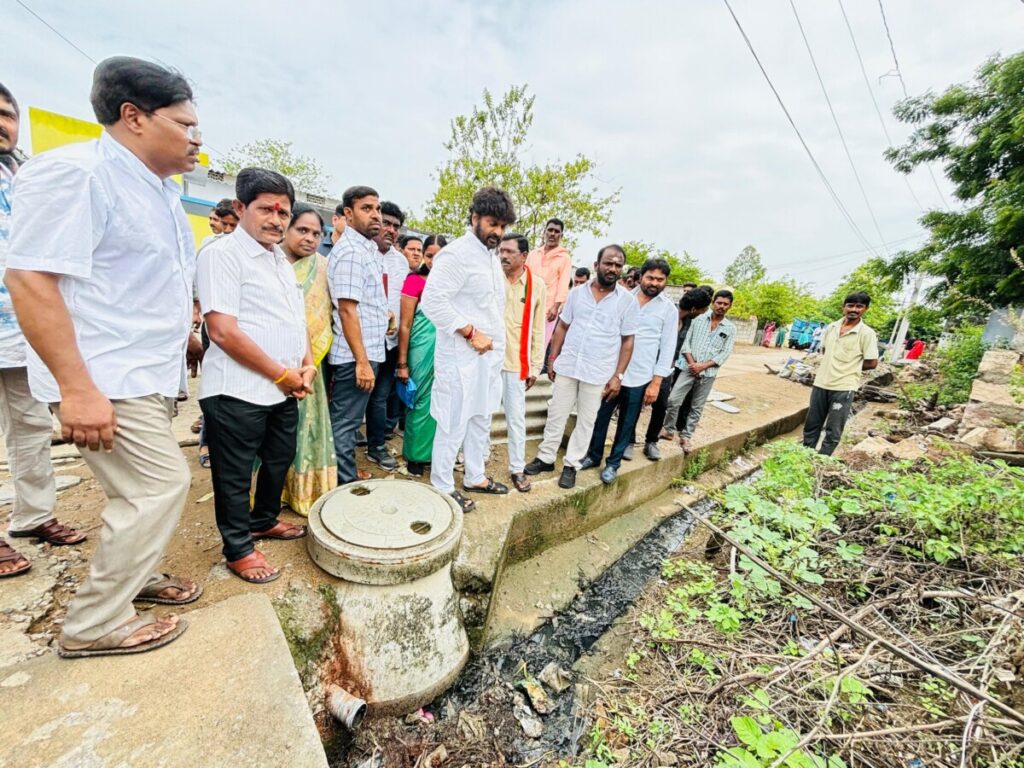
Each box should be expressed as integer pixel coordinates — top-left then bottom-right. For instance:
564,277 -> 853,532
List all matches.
197,226 -> 307,405
327,226 -> 387,365
679,310 -> 735,379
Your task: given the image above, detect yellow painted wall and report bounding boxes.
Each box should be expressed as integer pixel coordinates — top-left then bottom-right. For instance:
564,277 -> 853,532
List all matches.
188,213 -> 213,245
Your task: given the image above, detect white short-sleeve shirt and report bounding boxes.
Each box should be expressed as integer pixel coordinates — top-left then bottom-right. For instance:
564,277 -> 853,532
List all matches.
554,281 -> 639,385
196,226 -> 308,406
7,133 -> 195,402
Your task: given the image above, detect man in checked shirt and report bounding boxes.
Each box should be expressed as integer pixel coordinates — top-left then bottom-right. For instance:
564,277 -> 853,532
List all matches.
660,289 -> 736,453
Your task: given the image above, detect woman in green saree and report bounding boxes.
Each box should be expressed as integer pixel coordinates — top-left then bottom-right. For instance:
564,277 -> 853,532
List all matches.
397,234 -> 446,476
280,204 -> 337,513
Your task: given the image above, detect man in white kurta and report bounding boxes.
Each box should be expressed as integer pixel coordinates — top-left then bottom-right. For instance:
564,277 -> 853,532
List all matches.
420,186 -> 517,511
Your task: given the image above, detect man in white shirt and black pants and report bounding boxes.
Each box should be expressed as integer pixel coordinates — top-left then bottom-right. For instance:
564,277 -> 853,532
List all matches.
581,257 -> 676,484
525,245 -> 638,489
198,168 -> 313,585
6,58 -> 203,656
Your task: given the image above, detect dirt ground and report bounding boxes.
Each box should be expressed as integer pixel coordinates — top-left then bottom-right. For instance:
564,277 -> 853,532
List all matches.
0,343 -> 811,665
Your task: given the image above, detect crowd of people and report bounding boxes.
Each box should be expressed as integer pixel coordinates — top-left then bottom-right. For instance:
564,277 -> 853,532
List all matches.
0,59 -> 881,659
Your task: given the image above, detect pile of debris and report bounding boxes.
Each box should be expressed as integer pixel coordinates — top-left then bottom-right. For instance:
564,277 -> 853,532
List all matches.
847,349 -> 1024,465
766,354 -> 898,401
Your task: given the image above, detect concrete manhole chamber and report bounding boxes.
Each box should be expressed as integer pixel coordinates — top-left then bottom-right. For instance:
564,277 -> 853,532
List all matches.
307,479 -> 468,716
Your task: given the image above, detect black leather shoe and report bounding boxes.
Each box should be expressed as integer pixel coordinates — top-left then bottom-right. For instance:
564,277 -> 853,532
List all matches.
578,456 -> 598,471
524,457 -> 555,476
558,466 -> 577,489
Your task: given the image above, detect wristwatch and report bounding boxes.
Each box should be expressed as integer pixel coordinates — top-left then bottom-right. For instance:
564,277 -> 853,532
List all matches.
616,372 -> 624,381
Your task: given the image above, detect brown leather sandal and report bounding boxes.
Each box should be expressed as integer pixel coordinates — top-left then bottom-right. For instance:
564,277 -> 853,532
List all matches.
226,550 -> 280,584
9,518 -> 87,546
58,613 -> 188,659
251,520 -> 307,541
134,573 -> 204,605
0,538 -> 31,578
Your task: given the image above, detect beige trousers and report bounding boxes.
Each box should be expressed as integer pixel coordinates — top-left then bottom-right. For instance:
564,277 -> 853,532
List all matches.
536,374 -> 604,469
56,395 -> 191,643
0,366 -> 56,531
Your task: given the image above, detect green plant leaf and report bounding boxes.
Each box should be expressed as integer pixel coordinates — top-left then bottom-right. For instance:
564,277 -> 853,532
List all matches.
730,716 -> 763,748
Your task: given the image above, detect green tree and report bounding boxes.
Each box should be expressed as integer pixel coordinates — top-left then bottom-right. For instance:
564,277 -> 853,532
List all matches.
886,53 -> 1024,313
730,279 -> 818,325
818,258 -> 899,330
222,138 -> 329,195
723,245 -> 767,288
412,85 -> 619,245
621,241 -> 706,285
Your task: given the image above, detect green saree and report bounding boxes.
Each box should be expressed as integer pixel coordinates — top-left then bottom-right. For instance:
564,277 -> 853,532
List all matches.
403,307 -> 437,463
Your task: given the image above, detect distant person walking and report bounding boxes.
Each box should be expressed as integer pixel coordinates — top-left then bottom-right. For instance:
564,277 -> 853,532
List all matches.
6,58 -> 203,655
802,293 -> 879,456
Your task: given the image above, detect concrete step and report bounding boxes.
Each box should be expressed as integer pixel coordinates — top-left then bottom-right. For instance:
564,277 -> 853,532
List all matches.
0,594 -> 328,768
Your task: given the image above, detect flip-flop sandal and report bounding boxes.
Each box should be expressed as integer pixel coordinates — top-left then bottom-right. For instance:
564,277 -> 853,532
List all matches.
251,521 -> 307,541
134,573 -> 204,605
226,550 -> 280,584
9,518 -> 87,546
0,539 -> 31,578
463,477 -> 509,495
449,491 -> 476,513
58,613 -> 189,659
198,452 -> 211,468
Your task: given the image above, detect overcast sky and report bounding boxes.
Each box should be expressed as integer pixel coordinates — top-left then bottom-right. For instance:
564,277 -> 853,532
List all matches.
3,0 -> 1022,293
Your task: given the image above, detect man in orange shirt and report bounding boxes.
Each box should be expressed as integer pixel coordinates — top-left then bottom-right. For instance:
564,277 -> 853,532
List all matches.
526,218 -> 572,348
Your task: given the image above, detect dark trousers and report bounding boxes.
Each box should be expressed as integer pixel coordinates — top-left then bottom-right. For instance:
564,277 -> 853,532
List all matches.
586,384 -> 647,469
640,371 -> 690,444
330,361 -> 377,482
802,386 -> 854,456
200,395 -> 298,562
367,346 -> 398,449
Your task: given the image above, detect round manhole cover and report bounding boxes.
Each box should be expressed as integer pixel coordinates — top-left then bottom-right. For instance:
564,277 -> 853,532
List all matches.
320,481 -> 455,550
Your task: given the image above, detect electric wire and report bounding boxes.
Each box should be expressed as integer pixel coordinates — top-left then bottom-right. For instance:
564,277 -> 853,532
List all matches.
789,0 -> 889,255
721,0 -> 882,260
14,0 -> 227,161
876,0 -> 951,209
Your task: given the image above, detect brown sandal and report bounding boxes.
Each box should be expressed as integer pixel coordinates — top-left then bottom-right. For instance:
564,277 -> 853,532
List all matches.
9,518 -> 87,546
58,613 -> 188,659
251,520 -> 307,541
134,573 -> 204,605
0,538 -> 31,578
226,550 -> 280,584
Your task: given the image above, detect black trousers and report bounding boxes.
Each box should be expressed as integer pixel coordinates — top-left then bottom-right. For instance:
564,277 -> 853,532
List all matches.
639,370 -> 691,444
802,386 -> 854,456
200,395 -> 298,562
367,345 -> 399,449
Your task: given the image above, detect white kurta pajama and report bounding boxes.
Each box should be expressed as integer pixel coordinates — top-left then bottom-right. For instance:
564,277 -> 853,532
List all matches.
420,230 -> 506,494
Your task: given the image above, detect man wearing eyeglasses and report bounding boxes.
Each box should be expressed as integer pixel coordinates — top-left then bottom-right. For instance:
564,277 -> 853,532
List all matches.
6,57 -> 205,658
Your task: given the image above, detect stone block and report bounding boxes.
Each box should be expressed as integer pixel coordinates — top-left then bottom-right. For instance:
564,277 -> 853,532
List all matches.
888,437 -> 928,461
976,349 -> 1022,385
926,417 -> 957,434
845,436 -> 893,462
962,398 -> 1024,430
960,426 -> 1021,453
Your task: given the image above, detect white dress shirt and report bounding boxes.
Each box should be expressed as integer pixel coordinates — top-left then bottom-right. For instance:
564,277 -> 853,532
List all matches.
420,229 -> 506,430
382,245 -> 408,351
197,226 -> 307,406
7,132 -> 195,402
622,289 -> 678,387
554,281 -> 639,386
0,162 -> 26,368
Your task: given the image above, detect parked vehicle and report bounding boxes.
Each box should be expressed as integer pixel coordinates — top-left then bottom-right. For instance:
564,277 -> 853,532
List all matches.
787,318 -> 826,350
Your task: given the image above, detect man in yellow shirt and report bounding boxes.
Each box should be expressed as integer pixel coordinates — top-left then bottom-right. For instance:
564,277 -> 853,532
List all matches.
802,292 -> 879,455
500,234 -> 546,492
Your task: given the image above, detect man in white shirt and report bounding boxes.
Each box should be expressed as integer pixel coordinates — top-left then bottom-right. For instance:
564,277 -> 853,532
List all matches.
198,168 -> 313,585
327,186 -> 385,483
0,82 -> 87,580
318,203 -> 347,257
6,57 -> 203,656
525,245 -> 638,489
581,258 -> 675,484
364,200 -> 408,470
421,186 -> 516,513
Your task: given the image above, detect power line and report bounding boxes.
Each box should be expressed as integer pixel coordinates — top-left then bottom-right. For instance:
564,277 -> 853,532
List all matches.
876,0 -> 951,209
721,0 -> 881,259
16,0 -> 95,64
769,232 -> 923,271
789,0 -> 889,255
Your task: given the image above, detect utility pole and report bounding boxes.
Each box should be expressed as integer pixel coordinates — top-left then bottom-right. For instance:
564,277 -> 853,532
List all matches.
889,273 -> 924,362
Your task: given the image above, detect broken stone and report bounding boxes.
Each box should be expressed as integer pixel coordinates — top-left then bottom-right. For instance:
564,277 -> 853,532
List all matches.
960,427 -> 1020,453
538,662 -> 572,694
422,745 -> 448,767
926,417 -> 957,434
967,380 -> 1024,424
846,436 -> 893,461
511,692 -> 543,738
888,437 -> 928,461
976,349 -> 1022,385
516,677 -> 551,714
